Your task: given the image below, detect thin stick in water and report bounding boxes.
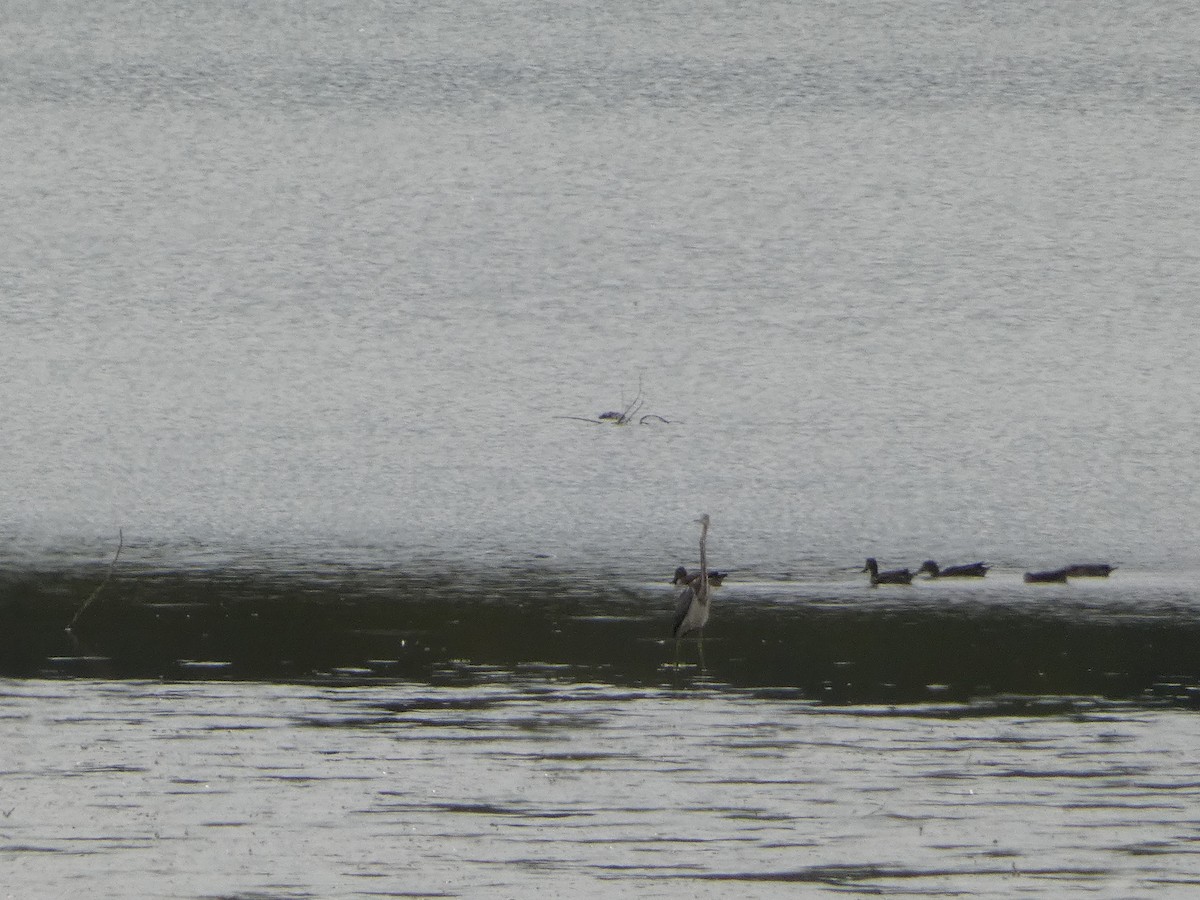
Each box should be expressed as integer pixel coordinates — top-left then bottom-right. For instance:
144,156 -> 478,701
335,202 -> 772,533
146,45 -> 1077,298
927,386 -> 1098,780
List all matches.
66,529 -> 124,632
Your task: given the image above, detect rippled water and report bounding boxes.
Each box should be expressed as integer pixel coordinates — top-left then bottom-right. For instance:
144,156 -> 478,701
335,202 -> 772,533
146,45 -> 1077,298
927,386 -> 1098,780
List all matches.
4,0 -> 1200,572
5,564 -> 1200,705
6,559 -> 1200,896
5,0 -> 1200,895
5,679 -> 1200,899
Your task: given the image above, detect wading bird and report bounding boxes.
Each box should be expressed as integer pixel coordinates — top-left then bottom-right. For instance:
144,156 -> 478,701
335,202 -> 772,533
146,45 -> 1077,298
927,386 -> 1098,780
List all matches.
916,560 -> 990,578
673,515 -> 712,664
863,558 -> 914,586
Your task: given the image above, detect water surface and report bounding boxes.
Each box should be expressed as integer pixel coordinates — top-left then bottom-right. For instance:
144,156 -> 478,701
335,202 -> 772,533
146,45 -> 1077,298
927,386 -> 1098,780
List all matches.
2,0 -> 1200,572
6,679 -> 1200,899
5,0 -> 1200,895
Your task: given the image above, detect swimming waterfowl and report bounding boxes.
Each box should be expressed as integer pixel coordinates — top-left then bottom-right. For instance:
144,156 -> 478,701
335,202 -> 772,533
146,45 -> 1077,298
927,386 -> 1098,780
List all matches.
917,560 -> 989,578
1062,563 -> 1117,577
1024,568 -> 1070,583
673,566 -> 727,587
863,558 -> 914,586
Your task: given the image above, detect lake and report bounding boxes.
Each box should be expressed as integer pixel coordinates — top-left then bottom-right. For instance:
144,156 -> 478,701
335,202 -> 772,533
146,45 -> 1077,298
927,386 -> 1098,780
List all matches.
3,0 -> 1200,894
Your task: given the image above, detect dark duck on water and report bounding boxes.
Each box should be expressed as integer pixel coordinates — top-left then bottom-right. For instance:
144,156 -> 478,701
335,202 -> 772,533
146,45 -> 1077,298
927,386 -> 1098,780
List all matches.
1062,563 -> 1117,577
916,560 -> 990,578
1024,567 -> 1070,583
863,558 -> 914,586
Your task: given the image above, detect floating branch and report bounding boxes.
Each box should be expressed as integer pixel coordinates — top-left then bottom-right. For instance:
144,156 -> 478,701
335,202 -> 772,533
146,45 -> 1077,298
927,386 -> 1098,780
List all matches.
556,377 -> 671,425
66,529 -> 124,633
616,378 -> 646,425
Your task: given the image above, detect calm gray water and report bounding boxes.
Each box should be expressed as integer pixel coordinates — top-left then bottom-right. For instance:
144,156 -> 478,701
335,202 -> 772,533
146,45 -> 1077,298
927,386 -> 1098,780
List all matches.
3,0 -> 1200,573
4,0 -> 1200,895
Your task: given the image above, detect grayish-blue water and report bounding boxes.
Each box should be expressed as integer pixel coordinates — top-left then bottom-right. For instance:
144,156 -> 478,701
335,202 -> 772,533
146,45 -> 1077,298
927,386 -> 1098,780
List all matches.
4,0 -> 1200,575
6,679 -> 1200,899
4,0 -> 1200,895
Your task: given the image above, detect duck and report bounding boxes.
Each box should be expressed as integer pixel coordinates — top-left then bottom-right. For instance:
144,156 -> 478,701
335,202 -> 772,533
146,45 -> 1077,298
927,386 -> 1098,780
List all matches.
1062,563 -> 1117,577
1024,567 -> 1070,583
863,558 -> 914,586
916,560 -> 989,578
672,567 -> 727,588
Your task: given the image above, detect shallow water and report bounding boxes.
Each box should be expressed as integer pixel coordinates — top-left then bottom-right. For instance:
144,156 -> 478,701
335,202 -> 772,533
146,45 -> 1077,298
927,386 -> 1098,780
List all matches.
5,560 -> 1200,897
5,679 -> 1200,899
5,564 -> 1200,705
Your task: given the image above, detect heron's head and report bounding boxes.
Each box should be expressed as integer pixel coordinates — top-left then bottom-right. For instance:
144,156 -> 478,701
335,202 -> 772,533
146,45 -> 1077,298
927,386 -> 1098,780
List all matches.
696,513 -> 710,533
672,566 -> 689,584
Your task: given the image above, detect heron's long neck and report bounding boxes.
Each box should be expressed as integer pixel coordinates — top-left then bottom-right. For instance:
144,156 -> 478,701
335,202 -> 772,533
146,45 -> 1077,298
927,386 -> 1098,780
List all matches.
698,527 -> 709,601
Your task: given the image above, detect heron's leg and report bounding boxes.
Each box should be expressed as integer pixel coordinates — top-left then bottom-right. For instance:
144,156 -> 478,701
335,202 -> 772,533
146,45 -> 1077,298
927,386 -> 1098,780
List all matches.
697,629 -> 706,672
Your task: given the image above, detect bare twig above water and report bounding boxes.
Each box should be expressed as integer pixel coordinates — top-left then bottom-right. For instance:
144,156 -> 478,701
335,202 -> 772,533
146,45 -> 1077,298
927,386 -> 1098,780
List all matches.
66,529 -> 123,632
554,377 -> 672,425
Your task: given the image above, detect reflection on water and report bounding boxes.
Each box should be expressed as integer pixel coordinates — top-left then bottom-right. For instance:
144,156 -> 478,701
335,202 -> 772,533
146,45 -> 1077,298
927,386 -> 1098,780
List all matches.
3,678 -> 1200,899
4,563 -> 1200,707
